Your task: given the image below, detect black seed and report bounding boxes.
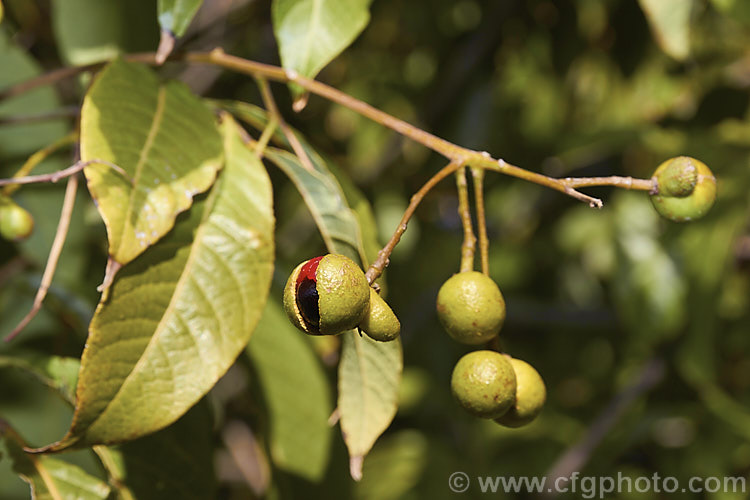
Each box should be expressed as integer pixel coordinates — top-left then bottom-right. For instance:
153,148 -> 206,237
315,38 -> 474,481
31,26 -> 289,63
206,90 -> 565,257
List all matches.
297,278 -> 320,328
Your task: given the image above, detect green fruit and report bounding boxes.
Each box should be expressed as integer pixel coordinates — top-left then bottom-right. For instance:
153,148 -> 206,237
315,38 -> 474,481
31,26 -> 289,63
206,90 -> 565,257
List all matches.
0,199 -> 34,242
283,254 -> 370,335
360,288 -> 400,342
650,156 -> 717,222
436,271 -> 506,345
450,350 -> 516,419
495,358 -> 546,428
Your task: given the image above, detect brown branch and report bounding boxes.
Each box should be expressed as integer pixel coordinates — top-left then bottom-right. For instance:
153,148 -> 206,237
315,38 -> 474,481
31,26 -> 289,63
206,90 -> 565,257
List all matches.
0,159 -> 130,187
5,175 -> 79,342
365,160 -> 464,284
0,49 -> 656,209
2,132 -> 78,196
0,107 -> 79,126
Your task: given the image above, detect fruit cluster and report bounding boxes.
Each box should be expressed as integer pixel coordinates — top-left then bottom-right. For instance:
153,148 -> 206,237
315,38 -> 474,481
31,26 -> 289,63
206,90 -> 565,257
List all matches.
437,271 -> 546,427
283,254 -> 400,342
280,156 -> 717,430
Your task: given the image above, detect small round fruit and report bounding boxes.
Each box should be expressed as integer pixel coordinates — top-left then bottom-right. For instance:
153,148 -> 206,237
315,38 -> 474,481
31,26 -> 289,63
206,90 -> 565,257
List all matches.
283,254 -> 370,335
0,200 -> 34,242
650,156 -> 716,222
359,288 -> 400,342
437,271 -> 506,345
451,350 -> 516,419
495,358 -> 546,428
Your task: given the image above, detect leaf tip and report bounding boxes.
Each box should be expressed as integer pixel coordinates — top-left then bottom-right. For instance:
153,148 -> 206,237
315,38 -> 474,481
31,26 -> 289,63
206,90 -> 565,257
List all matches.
349,455 -> 364,481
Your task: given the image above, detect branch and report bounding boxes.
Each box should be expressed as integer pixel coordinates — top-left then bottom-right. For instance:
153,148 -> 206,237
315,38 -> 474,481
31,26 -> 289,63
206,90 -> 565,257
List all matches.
2,132 -> 78,196
365,160 -> 464,284
5,175 -> 79,342
0,159 -> 130,187
0,49 -> 657,207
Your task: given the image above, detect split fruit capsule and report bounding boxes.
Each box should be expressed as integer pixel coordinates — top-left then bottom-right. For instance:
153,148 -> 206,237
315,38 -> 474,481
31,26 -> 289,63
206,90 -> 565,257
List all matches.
283,254 -> 370,335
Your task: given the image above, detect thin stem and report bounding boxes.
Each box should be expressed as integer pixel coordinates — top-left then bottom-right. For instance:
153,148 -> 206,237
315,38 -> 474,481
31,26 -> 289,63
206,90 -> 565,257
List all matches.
456,167 -> 475,273
563,175 -> 655,192
5,175 -> 79,342
0,107 -> 79,126
2,132 -> 78,196
0,49 -> 657,207
256,76 -> 315,172
254,115 -> 279,157
365,160 -> 463,284
471,167 -> 489,275
0,159 -> 130,187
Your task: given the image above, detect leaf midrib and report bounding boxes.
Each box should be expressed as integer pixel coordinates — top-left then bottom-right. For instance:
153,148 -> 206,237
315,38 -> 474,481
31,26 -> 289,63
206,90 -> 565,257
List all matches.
85,179 -> 221,435
115,86 -> 167,260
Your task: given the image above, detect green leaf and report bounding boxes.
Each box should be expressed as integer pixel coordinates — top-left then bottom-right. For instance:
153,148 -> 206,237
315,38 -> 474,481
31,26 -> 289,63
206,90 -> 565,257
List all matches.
339,332 -> 402,480
81,59 -> 223,268
94,401 -> 217,500
158,0 -> 203,37
51,0 -> 158,66
37,116 -> 274,452
0,422 -> 110,500
272,0 -> 373,83
637,0 -> 694,60
247,299 -> 333,482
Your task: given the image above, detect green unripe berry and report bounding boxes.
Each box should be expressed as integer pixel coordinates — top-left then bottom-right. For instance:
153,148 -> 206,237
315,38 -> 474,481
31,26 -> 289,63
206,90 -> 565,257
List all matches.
494,358 -> 546,428
283,254 -> 370,335
451,350 -> 516,419
436,271 -> 506,345
0,199 -> 34,242
650,156 -> 716,222
360,288 -> 400,342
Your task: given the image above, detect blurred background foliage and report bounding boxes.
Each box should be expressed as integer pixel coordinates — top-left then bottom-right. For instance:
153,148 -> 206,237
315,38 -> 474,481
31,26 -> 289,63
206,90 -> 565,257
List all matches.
1,0 -> 750,498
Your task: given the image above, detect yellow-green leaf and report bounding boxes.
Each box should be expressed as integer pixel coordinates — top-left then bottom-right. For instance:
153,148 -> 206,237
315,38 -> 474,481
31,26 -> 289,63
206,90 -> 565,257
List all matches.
37,116 -> 273,451
339,332 -> 402,480
247,299 -> 333,482
81,59 -> 223,270
272,0 -> 373,96
0,422 -> 110,500
638,0 -> 694,60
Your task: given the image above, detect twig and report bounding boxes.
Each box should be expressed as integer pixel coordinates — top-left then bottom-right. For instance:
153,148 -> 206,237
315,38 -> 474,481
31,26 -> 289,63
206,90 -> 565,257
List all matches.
0,107 -> 80,126
456,167 -> 475,273
254,115 -> 279,157
0,159 -> 130,187
542,357 -> 665,497
0,49 -> 657,207
365,160 -> 464,284
255,76 -> 315,172
471,167 -> 489,275
5,175 -> 79,342
2,132 -> 78,196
